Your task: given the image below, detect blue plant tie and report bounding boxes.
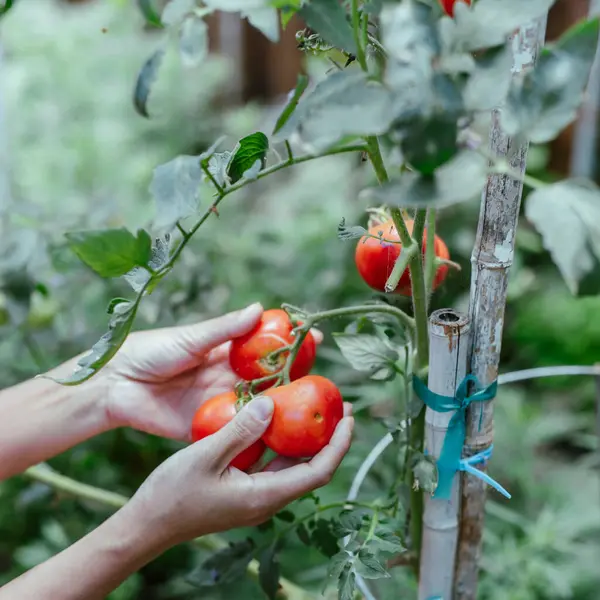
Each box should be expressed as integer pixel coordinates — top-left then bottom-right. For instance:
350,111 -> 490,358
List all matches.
413,374 -> 511,501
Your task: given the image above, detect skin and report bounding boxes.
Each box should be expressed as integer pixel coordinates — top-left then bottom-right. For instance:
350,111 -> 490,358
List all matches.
0,303 -> 354,600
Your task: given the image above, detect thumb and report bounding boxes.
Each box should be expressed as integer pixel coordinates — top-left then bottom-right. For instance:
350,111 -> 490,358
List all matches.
209,396 -> 274,472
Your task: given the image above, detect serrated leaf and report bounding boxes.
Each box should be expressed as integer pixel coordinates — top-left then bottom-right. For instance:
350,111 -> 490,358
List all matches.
327,551 -> 352,581
355,549 -> 390,579
361,150 -> 488,209
273,70 -> 394,152
258,545 -> 280,600
275,510 -> 295,523
299,0 -> 357,55
180,15 -> 208,67
273,74 -> 309,135
370,530 -> 404,554
333,333 -> 399,380
137,0 -> 164,27
133,48 -> 165,118
52,299 -> 140,385
337,218 -> 367,241
445,0 -> 556,52
339,510 -> 364,533
162,0 -> 196,26
227,132 -> 269,184
186,539 -> 256,587
65,228 -> 152,279
150,155 -> 204,233
297,523 -> 311,545
463,43 -> 512,111
311,519 -> 340,558
525,180 -> 600,296
338,565 -> 356,600
502,17 -> 600,143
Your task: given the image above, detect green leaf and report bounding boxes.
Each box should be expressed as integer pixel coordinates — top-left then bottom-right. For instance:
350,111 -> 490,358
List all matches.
297,522 -> 311,545
412,453 -> 438,494
150,155 -> 204,233
333,333 -> 399,381
311,519 -> 340,558
274,510 -> 295,523
244,8 -> 280,43
339,510 -> 364,533
52,298 -> 140,385
445,0 -> 556,52
136,0 -> 164,27
0,0 -> 14,17
463,43 -> 512,111
299,0 -> 357,55
361,150 -> 488,209
273,70 -> 394,151
65,228 -> 152,279
186,539 -> 256,587
273,74 -> 309,135
106,298 -> 130,315
258,545 -> 280,600
502,17 -> 600,143
370,530 -> 404,555
133,48 -> 165,118
355,549 -> 390,579
337,218 -> 367,241
338,565 -> 356,600
525,180 -> 600,296
327,551 -> 352,582
161,0 -> 196,26
180,15 -> 208,67
227,132 -> 269,184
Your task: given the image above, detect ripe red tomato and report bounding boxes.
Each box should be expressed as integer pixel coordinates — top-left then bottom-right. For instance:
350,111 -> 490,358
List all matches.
439,0 -> 471,17
229,309 -> 316,386
191,392 -> 266,472
355,218 -> 450,296
261,375 -> 344,458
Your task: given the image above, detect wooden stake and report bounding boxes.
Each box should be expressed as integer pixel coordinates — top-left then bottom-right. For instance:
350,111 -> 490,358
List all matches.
454,18 -> 548,600
419,309 -> 470,600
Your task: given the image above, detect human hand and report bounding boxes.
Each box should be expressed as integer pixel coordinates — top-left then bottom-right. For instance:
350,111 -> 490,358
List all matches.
127,396 -> 354,545
101,303 -> 322,441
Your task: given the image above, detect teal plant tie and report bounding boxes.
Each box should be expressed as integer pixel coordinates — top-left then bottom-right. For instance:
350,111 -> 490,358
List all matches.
413,374 -> 511,501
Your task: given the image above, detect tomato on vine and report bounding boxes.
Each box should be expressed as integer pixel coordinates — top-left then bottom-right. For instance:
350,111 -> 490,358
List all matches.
355,218 -> 450,296
261,375 -> 344,458
191,392 -> 266,472
439,0 -> 471,17
229,308 -> 316,386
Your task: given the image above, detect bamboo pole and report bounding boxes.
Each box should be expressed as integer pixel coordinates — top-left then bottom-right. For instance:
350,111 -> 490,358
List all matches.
454,17 -> 548,600
419,309 -> 471,600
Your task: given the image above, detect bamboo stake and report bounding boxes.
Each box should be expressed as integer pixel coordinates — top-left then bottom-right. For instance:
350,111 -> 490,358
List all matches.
454,18 -> 548,600
419,309 -> 471,600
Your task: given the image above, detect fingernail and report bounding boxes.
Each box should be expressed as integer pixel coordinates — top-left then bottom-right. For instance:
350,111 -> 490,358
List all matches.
239,302 -> 263,320
246,396 -> 274,422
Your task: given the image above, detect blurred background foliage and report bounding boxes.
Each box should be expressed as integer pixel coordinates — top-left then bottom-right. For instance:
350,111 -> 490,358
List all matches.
0,1 -> 598,599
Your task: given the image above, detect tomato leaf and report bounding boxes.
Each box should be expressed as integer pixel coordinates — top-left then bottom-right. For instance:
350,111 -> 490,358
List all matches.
136,0 -> 164,27
296,523 -> 311,546
503,17 -> 600,143
299,0 -> 357,56
370,530 -> 405,555
274,510 -> 295,523
339,510 -> 364,533
337,218 -> 367,241
412,453 -> 438,494
106,298 -> 130,315
186,539 -> 256,588
50,298 -> 140,385
338,565 -> 356,600
65,228 -> 152,279
258,545 -> 280,600
333,333 -> 399,381
226,132 -> 269,184
133,47 -> 165,118
311,519 -> 340,558
525,180 -> 600,296
273,70 -> 394,152
180,15 -> 208,67
355,549 -> 390,579
150,155 -> 204,233
327,551 -> 353,582
361,150 -> 488,209
273,74 -> 309,135
0,0 -> 15,18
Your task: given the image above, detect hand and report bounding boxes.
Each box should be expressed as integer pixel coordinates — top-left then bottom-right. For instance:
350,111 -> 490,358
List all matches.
101,303 -> 322,441
127,396 -> 354,544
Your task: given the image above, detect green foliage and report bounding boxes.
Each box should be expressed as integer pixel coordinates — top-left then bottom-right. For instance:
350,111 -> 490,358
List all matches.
133,48 -> 166,118
299,0 -> 358,56
226,132 -> 270,184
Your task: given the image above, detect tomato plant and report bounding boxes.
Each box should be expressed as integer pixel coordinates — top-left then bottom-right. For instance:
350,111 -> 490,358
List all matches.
355,218 -> 450,295
439,0 -> 472,17
191,392 -> 266,472
229,308 -> 316,386
261,375 -> 344,458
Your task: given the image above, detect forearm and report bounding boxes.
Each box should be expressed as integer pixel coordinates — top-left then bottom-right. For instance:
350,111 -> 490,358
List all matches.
0,358 -> 109,480
0,501 -> 170,600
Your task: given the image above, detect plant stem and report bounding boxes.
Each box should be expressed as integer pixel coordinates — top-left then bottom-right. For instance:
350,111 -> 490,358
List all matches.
385,242 -> 418,293
424,209 -> 437,299
351,0 -> 368,71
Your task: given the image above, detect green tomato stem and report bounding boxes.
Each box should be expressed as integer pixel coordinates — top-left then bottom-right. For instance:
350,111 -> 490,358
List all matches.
424,208 -> 437,301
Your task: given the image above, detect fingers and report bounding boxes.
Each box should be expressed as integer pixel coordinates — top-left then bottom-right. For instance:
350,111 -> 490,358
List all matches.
206,396 -> 274,472
343,402 -> 353,417
177,303 -> 264,357
250,416 -> 354,503
261,456 -> 303,473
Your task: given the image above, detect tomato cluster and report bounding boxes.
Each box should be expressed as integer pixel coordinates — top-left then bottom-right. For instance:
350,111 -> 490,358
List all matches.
191,309 -> 343,471
355,218 -> 450,296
